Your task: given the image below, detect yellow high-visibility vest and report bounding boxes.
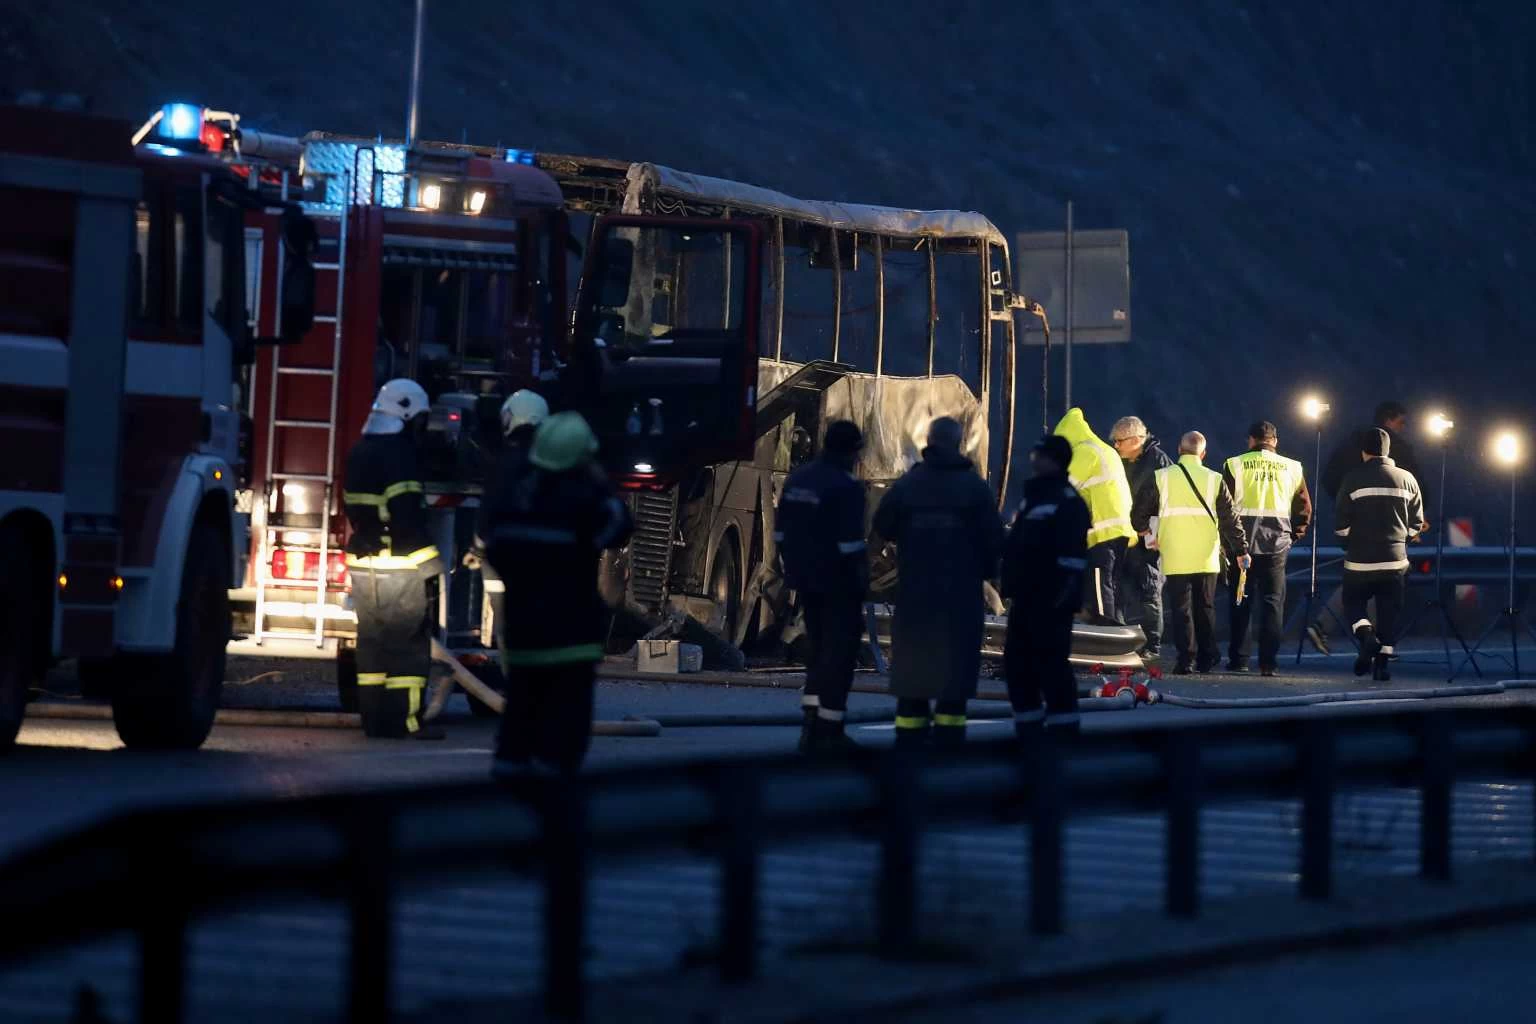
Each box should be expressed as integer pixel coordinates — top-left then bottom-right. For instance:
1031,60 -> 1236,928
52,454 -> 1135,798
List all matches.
1053,408 -> 1135,548
1224,448 -> 1304,551
1155,455 -> 1224,575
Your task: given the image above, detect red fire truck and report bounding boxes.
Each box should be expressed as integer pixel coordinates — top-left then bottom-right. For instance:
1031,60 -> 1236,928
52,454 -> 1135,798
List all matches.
0,104 -> 315,751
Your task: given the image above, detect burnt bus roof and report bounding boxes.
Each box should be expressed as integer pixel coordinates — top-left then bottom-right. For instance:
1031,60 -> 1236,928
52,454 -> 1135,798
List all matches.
534,152 -> 1007,248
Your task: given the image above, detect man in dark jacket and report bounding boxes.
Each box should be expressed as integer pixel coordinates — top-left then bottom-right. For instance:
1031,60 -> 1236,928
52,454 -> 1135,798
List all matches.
1312,400 -> 1422,654
343,379 -> 446,740
1222,421 -> 1313,675
471,389 -> 549,648
483,412 -> 633,776
1002,435 -> 1090,738
775,420 -> 868,753
1109,415 -> 1172,657
872,417 -> 1004,750
1335,428 -> 1426,681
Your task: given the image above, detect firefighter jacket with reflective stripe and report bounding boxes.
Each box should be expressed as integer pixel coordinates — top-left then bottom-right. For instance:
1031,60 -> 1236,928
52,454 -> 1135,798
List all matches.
1000,472 -> 1090,608
775,455 -> 868,595
343,434 -> 443,576
1222,447 -> 1312,556
482,460 -> 633,665
1334,457 -> 1426,573
1052,408 -> 1136,549
1141,455 -> 1246,576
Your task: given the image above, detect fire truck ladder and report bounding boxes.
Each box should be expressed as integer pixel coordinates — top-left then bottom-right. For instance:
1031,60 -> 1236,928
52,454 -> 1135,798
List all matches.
253,175 -> 350,647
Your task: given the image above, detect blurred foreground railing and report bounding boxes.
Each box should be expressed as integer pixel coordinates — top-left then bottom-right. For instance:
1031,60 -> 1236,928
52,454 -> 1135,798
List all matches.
1,706 -> 1534,1022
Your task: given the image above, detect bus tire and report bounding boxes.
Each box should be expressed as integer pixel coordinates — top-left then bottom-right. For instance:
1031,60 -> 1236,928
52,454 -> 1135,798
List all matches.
0,521 -> 45,753
709,539 -> 742,646
336,643 -> 359,713
112,524 -> 229,751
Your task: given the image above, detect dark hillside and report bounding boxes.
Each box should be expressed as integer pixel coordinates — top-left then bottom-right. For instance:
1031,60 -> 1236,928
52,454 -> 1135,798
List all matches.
6,0 -> 1533,520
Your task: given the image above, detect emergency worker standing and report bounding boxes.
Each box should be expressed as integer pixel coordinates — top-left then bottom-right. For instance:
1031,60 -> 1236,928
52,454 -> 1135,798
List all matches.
1002,435 -> 1089,738
1109,416 -> 1172,656
1132,431 -> 1249,674
774,420 -> 868,754
472,389 -> 550,645
1334,428 -> 1426,681
483,412 -> 632,776
1052,408 -> 1135,623
1223,421 -> 1312,675
872,417 -> 1004,750
343,379 -> 446,739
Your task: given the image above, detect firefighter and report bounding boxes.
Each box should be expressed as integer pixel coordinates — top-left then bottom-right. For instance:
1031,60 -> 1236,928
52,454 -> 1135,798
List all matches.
1052,408 -> 1136,624
774,419 -> 868,754
471,389 -> 550,644
1002,435 -> 1090,738
483,412 -> 632,776
1334,428 -> 1426,681
1222,421 -> 1312,675
872,417 -> 1004,750
1132,431 -> 1249,674
1109,415 -> 1172,657
343,379 -> 446,739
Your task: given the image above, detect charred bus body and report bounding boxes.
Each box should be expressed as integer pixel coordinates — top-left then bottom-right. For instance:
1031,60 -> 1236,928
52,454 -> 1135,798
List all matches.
545,157 -> 1022,652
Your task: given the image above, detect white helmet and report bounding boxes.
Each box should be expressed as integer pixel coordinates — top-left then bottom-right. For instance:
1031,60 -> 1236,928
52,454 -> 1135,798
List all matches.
500,389 -> 549,436
362,378 -> 430,435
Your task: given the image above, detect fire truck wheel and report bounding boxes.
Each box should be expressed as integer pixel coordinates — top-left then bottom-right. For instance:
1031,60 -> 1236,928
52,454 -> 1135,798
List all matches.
465,658 -> 505,718
112,524 -> 229,750
709,541 -> 742,646
0,522 -> 45,752
336,644 -> 359,713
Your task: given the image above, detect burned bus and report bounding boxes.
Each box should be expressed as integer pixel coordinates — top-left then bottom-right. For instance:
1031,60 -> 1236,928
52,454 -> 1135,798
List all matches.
545,159 -> 1021,650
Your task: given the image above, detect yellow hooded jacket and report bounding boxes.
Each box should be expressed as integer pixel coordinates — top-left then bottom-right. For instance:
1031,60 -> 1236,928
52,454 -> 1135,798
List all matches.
1052,408 -> 1137,548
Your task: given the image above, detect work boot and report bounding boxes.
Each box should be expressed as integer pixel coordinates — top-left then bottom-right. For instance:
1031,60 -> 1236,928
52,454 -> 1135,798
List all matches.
1307,622 -> 1331,656
1260,665 -> 1280,678
1012,709 -> 1044,749
931,724 -> 966,751
1172,660 -> 1194,675
893,724 -> 929,750
1353,626 -> 1380,677
1043,711 -> 1082,737
413,722 -> 447,741
796,707 -> 817,753
807,715 -> 860,754
1226,657 -> 1250,673
1372,652 -> 1392,682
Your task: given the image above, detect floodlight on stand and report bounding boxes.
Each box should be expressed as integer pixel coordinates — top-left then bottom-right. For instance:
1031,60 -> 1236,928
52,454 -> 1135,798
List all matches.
1493,430 -> 1521,467
1426,412 -> 1454,439
1299,395 -> 1330,422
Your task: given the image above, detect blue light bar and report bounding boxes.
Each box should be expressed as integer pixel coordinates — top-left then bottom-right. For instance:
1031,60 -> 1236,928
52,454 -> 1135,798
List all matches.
504,148 -> 535,165
160,103 -> 203,141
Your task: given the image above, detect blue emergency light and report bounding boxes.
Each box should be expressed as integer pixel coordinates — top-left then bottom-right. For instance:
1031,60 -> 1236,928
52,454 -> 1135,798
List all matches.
161,103 -> 203,141
504,148 -> 536,165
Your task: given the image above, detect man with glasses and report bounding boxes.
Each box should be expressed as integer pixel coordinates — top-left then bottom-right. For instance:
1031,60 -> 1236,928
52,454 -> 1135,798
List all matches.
1110,416 -> 1172,657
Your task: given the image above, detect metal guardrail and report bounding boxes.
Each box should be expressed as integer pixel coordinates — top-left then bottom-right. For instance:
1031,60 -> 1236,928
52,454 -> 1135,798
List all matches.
1284,545 -> 1536,586
2,707 -> 1534,1022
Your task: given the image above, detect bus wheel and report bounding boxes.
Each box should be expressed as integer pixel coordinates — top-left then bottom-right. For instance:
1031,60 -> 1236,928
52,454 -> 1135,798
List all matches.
336,643 -> 359,713
0,522 -> 43,753
709,541 -> 742,645
113,524 -> 228,750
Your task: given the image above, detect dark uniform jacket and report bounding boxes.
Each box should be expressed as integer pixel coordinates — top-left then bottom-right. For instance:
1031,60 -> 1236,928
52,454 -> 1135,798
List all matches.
1001,472 -> 1091,608
1324,427 -> 1421,501
1123,435 -> 1173,507
343,433 -> 444,576
872,448 -> 1004,700
774,456 -> 868,595
1334,457 -> 1426,573
482,461 -> 633,664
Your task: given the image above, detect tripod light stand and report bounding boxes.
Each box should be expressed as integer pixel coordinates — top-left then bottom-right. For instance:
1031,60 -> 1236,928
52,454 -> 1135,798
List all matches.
1454,429 -> 1536,680
1398,412 -> 1478,678
1293,395 -> 1341,664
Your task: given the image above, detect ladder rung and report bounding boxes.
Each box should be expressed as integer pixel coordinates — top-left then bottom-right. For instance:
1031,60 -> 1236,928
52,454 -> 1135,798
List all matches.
277,366 -> 335,376
274,419 -> 332,430
314,314 -> 339,324
270,472 -> 331,482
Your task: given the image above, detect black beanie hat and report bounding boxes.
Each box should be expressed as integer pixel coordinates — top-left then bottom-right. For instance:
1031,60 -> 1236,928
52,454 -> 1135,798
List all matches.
1033,434 -> 1073,469
823,419 -> 865,455
1361,427 -> 1391,457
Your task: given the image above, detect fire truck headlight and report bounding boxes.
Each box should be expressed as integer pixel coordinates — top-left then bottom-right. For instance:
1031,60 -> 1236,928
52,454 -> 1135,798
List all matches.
468,190 -> 487,215
161,103 -> 202,140
420,183 -> 443,211
634,462 -> 654,474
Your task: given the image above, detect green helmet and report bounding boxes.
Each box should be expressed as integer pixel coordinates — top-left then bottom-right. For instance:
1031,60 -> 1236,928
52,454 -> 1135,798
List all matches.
529,411 -> 600,471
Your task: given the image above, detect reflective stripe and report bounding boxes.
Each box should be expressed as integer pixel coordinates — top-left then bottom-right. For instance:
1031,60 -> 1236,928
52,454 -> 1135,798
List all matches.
1344,559 -> 1409,572
801,694 -> 820,708
1025,503 -> 1058,519
385,676 -> 425,733
1352,619 -> 1374,633
1379,645 -> 1396,655
1014,709 -> 1045,724
1350,486 -> 1415,501
1077,474 -> 1111,490
816,707 -> 845,722
1157,508 -> 1209,518
491,524 -> 578,545
1236,509 -> 1291,522
1091,516 -> 1131,529
345,546 -> 442,570
502,642 -> 604,666
357,672 -> 387,686
837,539 -> 868,554
482,578 -> 506,594
933,713 -> 967,728
1057,557 -> 1086,570
343,492 -> 386,506
382,480 -> 424,501
593,497 -> 629,548
1335,527 -> 1351,537
894,715 -> 930,730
